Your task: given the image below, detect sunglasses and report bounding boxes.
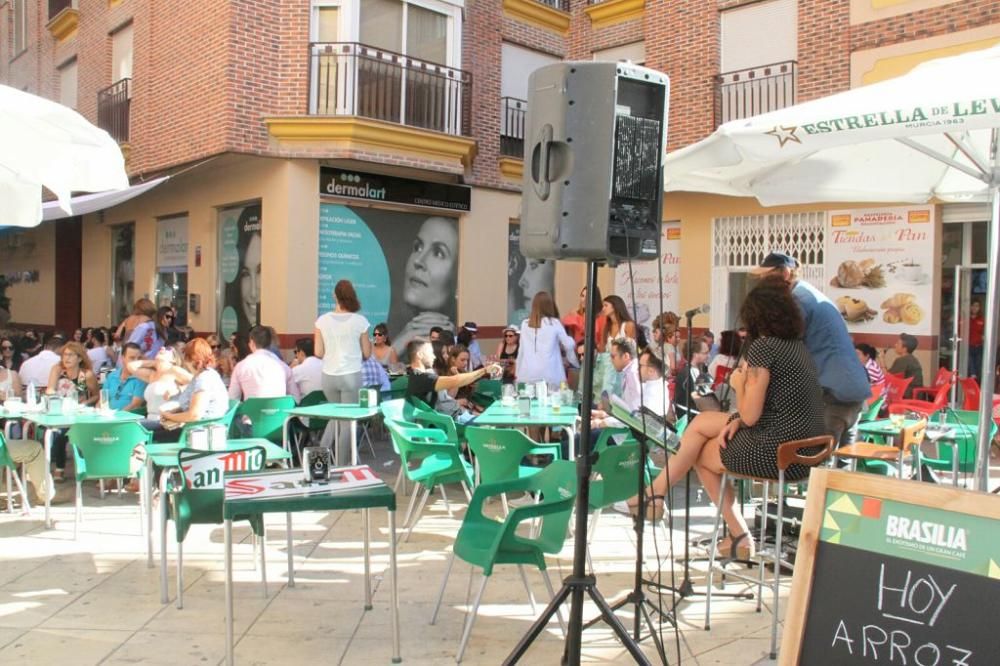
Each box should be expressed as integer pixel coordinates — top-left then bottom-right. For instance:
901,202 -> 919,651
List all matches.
211,344 -> 221,350
504,333 -> 515,338
374,332 -> 385,337
1,345 -> 13,351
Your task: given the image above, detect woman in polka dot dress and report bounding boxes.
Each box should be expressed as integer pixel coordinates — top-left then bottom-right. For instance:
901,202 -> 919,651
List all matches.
626,277 -> 826,559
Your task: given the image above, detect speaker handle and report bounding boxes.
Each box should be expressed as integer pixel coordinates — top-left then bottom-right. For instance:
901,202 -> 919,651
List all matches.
530,124 -> 554,201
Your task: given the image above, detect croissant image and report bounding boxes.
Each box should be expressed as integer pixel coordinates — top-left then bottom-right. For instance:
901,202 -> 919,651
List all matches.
880,293 -> 915,309
900,302 -> 923,325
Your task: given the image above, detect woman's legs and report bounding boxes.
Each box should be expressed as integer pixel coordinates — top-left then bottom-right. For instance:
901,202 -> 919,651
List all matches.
634,411 -> 751,537
322,372 -> 362,465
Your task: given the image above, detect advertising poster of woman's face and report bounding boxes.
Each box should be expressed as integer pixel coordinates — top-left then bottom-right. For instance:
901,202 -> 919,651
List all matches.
507,223 -> 554,324
316,204 -> 460,359
219,203 -> 262,338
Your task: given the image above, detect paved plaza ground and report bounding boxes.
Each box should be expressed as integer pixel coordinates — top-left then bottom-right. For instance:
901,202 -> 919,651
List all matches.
8,430 -> 993,665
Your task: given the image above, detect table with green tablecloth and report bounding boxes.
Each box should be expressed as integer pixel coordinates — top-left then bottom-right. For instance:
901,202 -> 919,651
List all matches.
474,399 -> 580,456
221,468 -> 399,665
18,408 -> 144,528
282,403 -> 379,465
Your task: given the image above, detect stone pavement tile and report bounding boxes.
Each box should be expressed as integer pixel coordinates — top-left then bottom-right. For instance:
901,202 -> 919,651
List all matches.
0,627 -> 129,664
696,635 -> 775,664
2,551 -> 126,593
0,585 -> 82,629
38,590 -> 164,631
233,632 -> 352,665
144,591 -> 271,636
0,555 -> 50,586
103,630 -> 227,666
0,627 -> 26,650
249,594 -> 364,638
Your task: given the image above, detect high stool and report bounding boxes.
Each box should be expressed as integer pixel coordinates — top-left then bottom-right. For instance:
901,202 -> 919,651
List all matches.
834,418 -> 926,477
703,435 -> 834,660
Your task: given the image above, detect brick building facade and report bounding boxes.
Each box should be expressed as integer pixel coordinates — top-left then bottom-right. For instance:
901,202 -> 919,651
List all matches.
1,0 -> 998,368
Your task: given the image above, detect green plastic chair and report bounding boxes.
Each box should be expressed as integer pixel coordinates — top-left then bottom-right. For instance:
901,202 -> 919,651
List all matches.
430,460 -> 578,663
470,379 -> 502,408
235,396 -> 296,445
0,432 -> 32,513
382,375 -> 409,401
465,427 -> 561,514
859,394 -> 886,423
178,399 -> 241,446
380,399 -> 422,494
408,398 -> 463,443
386,420 -> 473,542
162,446 -> 267,608
68,421 -> 153,540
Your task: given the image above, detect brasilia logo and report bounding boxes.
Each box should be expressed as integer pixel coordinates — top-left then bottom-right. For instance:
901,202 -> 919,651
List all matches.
885,514 -> 967,553
482,440 -> 506,452
617,455 -> 640,469
94,432 -> 118,444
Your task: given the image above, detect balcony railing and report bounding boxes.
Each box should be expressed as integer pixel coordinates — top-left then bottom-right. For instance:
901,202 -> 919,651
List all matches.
97,78 -> 131,143
48,0 -> 75,19
537,0 -> 570,9
310,42 -> 472,137
500,97 -> 527,159
714,60 -> 796,127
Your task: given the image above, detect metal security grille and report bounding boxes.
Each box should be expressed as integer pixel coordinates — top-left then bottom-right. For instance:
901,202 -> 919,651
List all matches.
712,212 -> 825,269
612,114 -> 661,201
710,212 -> 826,332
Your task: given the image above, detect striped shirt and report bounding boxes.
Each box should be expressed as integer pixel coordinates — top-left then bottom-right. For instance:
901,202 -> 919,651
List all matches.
864,358 -> 885,388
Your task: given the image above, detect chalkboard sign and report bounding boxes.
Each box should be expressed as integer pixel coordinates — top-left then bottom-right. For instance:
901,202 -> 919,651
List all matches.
780,469 -> 1000,665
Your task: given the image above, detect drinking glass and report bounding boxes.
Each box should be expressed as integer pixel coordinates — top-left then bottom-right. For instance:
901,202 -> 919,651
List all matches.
99,389 -> 111,412
889,412 -> 905,429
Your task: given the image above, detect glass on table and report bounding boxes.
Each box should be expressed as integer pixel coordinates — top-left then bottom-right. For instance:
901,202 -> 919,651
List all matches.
99,389 -> 111,412
888,412 -> 906,429
501,383 -> 517,407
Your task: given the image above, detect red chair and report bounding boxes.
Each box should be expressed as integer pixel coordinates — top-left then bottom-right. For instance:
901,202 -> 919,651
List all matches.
865,382 -> 885,407
959,377 -> 981,411
893,388 -> 949,419
884,373 -> 914,406
911,367 -> 955,401
711,365 -> 733,391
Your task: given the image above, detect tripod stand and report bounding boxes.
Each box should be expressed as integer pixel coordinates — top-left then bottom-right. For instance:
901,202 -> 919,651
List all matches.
504,261 -> 654,666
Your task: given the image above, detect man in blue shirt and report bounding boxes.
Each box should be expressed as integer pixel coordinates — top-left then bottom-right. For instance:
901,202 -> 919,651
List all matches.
752,252 -> 870,447
103,343 -> 148,411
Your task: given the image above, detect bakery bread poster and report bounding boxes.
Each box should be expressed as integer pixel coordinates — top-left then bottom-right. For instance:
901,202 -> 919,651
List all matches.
825,207 -> 934,336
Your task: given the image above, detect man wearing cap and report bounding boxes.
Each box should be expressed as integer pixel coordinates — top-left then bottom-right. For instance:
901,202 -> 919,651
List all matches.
461,322 -> 484,369
752,251 -> 870,448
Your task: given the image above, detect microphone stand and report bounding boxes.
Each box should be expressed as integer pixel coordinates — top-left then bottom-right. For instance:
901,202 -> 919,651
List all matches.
504,260 -> 652,666
651,312 -> 752,607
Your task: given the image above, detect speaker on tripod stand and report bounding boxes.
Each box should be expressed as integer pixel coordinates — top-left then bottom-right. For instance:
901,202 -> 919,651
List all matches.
505,62 -> 671,666
520,61 -> 667,265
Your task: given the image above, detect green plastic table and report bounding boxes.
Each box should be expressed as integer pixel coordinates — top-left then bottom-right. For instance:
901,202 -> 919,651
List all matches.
857,418 -> 980,485
18,408 -> 143,528
475,399 -> 580,456
221,468 -> 399,665
282,403 -> 379,466
143,438 -> 291,576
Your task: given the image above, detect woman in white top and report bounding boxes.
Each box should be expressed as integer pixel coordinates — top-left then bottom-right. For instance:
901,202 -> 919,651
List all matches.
314,279 -> 372,464
128,346 -> 192,416
707,330 -> 744,385
515,291 -> 578,388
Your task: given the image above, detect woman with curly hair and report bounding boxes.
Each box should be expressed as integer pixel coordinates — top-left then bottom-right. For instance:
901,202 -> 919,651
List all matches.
626,277 -> 826,560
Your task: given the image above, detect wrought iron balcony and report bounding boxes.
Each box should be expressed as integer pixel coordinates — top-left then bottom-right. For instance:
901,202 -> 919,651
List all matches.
538,0 -> 570,9
500,97 -> 527,159
714,60 -> 796,127
310,42 -> 472,137
97,78 -> 131,143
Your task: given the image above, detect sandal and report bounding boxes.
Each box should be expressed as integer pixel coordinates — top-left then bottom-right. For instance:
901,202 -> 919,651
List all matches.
717,532 -> 755,562
629,495 -> 666,521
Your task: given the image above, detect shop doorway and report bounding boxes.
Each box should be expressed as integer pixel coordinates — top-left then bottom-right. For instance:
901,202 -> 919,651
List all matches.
940,218 -> 988,399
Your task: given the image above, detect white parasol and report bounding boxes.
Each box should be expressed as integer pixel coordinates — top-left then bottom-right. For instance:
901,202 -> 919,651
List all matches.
665,45 -> 1000,491
0,84 -> 129,228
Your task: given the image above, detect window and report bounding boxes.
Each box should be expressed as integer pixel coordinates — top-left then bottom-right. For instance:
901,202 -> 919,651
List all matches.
720,0 -> 796,72
500,44 -> 558,156
13,0 -> 29,56
111,22 -> 134,83
59,58 -> 78,109
316,6 -> 339,41
155,215 -> 189,326
592,41 -> 645,65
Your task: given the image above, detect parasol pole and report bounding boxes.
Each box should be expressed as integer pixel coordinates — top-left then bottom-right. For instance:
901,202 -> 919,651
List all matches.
974,182 -> 1000,492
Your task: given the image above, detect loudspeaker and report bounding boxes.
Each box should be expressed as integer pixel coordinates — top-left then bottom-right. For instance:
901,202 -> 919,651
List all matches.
519,61 -> 669,264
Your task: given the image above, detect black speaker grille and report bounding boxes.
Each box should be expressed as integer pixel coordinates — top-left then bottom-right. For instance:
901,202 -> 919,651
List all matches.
611,114 -> 661,201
